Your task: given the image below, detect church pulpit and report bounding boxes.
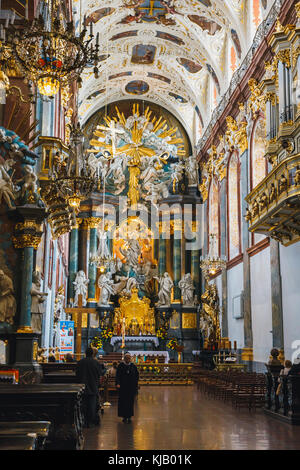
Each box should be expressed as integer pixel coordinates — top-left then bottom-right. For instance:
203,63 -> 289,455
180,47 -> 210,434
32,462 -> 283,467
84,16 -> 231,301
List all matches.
0,384 -> 85,449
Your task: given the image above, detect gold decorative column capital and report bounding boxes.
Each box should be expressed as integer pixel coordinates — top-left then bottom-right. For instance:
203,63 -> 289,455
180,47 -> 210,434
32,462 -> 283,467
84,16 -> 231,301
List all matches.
88,217 -> 102,229
241,347 -> 253,361
276,49 -> 291,68
13,220 -> 44,250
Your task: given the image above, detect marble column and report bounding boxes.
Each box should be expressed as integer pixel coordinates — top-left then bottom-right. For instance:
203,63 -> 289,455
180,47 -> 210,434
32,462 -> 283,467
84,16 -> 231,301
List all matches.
19,246 -> 34,330
88,218 -> 100,302
240,149 -> 253,361
220,178 -> 228,338
270,239 -> 284,356
78,218 -> 90,276
158,222 -> 167,276
191,247 -> 200,299
173,221 -> 182,301
68,224 -> 79,302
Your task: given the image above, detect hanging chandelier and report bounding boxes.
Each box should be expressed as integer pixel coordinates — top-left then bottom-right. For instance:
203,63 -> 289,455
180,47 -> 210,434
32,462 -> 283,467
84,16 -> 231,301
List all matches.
5,0 -> 101,97
51,123 -> 98,214
200,234 -> 227,278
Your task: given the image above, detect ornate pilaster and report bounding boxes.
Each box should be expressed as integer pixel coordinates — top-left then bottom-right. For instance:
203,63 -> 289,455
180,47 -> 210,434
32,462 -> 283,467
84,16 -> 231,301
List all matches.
10,207 -> 46,332
173,220 -> 182,301
78,218 -> 90,276
270,239 -> 284,355
158,221 -> 168,276
68,220 -> 79,303
88,217 -> 101,302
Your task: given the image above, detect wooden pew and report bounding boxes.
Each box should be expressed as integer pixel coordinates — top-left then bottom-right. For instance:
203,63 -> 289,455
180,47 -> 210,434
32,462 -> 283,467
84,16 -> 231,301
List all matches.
0,435 -> 38,450
0,421 -> 51,449
0,384 -> 85,450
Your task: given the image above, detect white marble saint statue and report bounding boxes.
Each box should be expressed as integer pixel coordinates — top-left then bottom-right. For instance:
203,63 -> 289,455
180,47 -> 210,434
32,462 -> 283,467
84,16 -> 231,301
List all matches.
73,270 -> 89,307
178,273 -> 196,306
185,156 -> 198,186
31,271 -> 48,333
155,272 -> 174,307
120,238 -> 141,269
98,272 -> 115,306
0,269 -> 16,325
0,159 -> 16,209
97,228 -> 111,260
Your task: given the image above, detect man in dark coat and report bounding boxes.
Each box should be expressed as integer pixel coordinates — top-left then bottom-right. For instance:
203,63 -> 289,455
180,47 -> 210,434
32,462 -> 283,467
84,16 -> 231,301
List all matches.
76,347 -> 104,427
116,352 -> 139,423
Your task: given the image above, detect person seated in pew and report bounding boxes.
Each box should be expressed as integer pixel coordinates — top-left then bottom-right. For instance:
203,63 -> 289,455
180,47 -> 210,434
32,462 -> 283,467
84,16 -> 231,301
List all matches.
76,347 -> 104,427
65,353 -> 75,363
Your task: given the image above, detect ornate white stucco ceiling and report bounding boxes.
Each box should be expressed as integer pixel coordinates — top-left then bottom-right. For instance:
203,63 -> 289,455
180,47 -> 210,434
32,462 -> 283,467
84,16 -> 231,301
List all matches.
74,0 -> 274,146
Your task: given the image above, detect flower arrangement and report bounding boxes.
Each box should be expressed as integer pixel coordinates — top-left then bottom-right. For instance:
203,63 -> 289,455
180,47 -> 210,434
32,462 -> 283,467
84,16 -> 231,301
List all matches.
100,327 -> 114,341
166,338 -> 180,350
90,336 -> 103,350
156,326 -> 168,340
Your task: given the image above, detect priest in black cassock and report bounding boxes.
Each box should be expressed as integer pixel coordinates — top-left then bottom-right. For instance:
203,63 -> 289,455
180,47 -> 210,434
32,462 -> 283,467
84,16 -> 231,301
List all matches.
116,352 -> 139,423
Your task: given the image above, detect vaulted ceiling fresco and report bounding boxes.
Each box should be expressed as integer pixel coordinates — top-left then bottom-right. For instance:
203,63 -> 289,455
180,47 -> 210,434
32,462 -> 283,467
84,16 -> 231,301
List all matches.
74,0 -> 274,144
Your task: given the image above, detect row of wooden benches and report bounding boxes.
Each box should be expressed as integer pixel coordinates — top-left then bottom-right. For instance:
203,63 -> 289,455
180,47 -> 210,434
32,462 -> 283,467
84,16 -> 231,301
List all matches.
197,370 -> 266,411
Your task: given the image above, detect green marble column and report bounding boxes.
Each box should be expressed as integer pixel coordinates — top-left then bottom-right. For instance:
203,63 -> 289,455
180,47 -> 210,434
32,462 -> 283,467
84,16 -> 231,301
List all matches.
191,247 -> 200,299
68,224 -> 79,302
270,240 -> 284,353
19,246 -> 34,330
173,221 -> 182,301
88,218 -> 100,302
78,218 -> 90,275
158,233 -> 166,276
240,149 -> 253,361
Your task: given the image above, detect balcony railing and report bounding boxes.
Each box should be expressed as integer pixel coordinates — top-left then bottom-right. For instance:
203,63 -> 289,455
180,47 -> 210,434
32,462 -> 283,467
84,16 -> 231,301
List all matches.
245,153 -> 300,246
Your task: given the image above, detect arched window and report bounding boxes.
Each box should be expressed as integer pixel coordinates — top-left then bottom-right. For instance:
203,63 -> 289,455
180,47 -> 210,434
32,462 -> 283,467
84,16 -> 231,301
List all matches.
227,152 -> 241,260
250,117 -> 267,190
208,176 -> 220,256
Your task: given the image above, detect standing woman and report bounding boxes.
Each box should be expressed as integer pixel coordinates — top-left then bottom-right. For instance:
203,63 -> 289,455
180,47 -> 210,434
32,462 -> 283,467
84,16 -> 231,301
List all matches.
116,352 -> 139,423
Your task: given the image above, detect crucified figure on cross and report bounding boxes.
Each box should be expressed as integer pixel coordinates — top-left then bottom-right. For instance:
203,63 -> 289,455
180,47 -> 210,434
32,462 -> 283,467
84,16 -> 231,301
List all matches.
97,121 -> 125,158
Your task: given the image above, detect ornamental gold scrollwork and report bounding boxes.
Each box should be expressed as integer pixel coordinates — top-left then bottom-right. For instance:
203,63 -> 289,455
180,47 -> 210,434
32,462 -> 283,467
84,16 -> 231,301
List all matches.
12,234 -> 42,250
276,49 -> 291,69
15,221 -> 42,232
248,78 -> 265,115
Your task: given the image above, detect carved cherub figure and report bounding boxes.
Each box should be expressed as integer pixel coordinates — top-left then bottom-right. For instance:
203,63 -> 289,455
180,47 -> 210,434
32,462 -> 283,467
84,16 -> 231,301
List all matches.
279,174 -> 288,194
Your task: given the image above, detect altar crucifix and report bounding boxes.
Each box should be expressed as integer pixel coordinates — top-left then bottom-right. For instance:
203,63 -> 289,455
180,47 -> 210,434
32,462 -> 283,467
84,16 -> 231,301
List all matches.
97,120 -> 125,158
65,294 -> 98,360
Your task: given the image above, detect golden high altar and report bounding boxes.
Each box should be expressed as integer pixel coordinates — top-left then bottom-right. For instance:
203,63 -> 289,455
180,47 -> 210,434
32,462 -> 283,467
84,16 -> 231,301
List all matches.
113,288 -> 156,336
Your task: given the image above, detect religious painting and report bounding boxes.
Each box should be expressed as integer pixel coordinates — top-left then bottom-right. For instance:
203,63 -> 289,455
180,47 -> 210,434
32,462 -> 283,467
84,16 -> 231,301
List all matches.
85,8 -> 115,25
98,54 -> 110,62
188,15 -> 221,35
156,31 -> 185,46
110,72 -> 133,80
125,80 -> 149,95
196,0 -> 212,6
182,313 -> 197,329
170,310 -> 180,329
169,92 -> 187,103
177,58 -> 202,74
110,30 -> 138,41
231,29 -> 242,59
131,45 -> 156,65
113,217 -> 154,266
87,89 -> 106,101
206,64 -> 220,94
120,0 -> 176,24
147,72 -> 170,84
228,153 -> 240,260
251,118 -> 267,189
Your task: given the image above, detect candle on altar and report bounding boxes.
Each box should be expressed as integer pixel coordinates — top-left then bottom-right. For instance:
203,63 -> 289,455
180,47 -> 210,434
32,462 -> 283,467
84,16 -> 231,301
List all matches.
234,341 -> 237,350
229,341 -> 232,350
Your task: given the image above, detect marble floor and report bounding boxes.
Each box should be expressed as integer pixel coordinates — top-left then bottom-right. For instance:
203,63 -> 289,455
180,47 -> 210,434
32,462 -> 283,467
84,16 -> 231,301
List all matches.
83,386 -> 300,450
